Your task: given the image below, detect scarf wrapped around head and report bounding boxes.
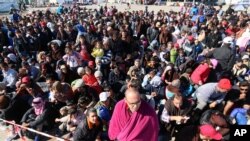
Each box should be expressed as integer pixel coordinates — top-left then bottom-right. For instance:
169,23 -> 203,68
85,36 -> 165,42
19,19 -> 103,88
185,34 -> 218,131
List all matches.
32,97 -> 45,116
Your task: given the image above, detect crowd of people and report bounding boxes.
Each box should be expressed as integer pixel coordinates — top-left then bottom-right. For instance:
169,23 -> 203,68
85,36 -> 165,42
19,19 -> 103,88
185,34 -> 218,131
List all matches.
0,2 -> 250,141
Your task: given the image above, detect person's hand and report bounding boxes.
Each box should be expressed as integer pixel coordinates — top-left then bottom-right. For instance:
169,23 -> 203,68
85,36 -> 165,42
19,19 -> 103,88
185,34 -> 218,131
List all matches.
183,116 -> 190,123
22,122 -> 29,127
239,93 -> 246,100
151,92 -> 157,97
175,116 -> 185,123
26,87 -> 35,96
69,127 -> 76,132
209,101 -> 217,108
165,80 -> 171,85
198,81 -> 203,86
95,138 -> 101,141
55,118 -> 60,123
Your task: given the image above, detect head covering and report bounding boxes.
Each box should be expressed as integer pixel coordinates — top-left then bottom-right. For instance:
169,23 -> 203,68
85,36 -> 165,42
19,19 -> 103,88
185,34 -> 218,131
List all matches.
187,35 -> 194,42
32,97 -> 45,116
94,71 -> 103,78
88,61 -> 95,68
21,76 -> 31,84
7,53 -> 17,62
197,56 -> 206,63
77,67 -> 85,75
40,22 -> 47,27
8,46 -> 13,50
27,22 -> 32,27
223,37 -> 233,44
99,92 -> 110,102
210,59 -> 218,69
174,43 -> 180,48
140,34 -> 145,39
218,78 -> 232,90
199,124 -> 222,140
165,66 -> 172,71
71,79 -> 84,91
242,54 -> 249,60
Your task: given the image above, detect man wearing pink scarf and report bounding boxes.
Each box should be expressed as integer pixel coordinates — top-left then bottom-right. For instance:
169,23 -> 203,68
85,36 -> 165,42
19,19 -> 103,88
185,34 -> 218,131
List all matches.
108,88 -> 159,141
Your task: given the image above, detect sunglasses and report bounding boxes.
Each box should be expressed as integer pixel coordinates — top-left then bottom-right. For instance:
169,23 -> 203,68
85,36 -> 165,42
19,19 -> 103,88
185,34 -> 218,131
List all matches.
32,101 -> 42,104
240,88 -> 248,91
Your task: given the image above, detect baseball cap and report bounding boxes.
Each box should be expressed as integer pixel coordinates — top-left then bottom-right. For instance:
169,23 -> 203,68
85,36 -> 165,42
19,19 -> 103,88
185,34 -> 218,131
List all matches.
174,43 -> 180,48
22,76 -> 31,84
77,67 -> 85,75
242,54 -> 249,60
223,37 -> 233,44
94,71 -> 103,78
7,53 -> 17,62
99,92 -> 110,102
218,78 -> 232,90
187,35 -> 194,42
40,22 -> 47,27
199,124 -> 222,140
71,79 -> 84,89
98,106 -> 111,121
88,61 -> 95,67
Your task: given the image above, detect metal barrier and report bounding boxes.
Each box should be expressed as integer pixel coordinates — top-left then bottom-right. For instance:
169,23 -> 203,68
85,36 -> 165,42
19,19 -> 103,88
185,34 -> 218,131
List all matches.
0,118 -> 70,141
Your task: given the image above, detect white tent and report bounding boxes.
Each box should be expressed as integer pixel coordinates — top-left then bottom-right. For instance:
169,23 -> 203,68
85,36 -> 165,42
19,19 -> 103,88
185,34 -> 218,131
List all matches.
0,0 -> 18,12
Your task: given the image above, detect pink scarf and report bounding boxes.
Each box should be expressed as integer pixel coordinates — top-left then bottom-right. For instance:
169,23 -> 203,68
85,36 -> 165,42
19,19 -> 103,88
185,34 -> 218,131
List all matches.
32,98 -> 45,116
109,100 -> 159,141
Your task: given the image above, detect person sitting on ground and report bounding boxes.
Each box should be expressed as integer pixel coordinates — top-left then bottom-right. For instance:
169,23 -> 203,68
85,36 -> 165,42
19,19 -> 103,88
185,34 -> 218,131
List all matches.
0,62 -> 18,92
20,97 -> 56,140
108,88 -> 159,141
161,94 -> 193,139
193,78 -> 232,111
55,108 -> 84,138
73,108 -> 103,141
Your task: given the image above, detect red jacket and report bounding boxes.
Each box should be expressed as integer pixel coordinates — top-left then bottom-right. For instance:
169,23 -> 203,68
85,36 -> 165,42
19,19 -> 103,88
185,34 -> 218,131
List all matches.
82,74 -> 102,94
191,63 -> 211,85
